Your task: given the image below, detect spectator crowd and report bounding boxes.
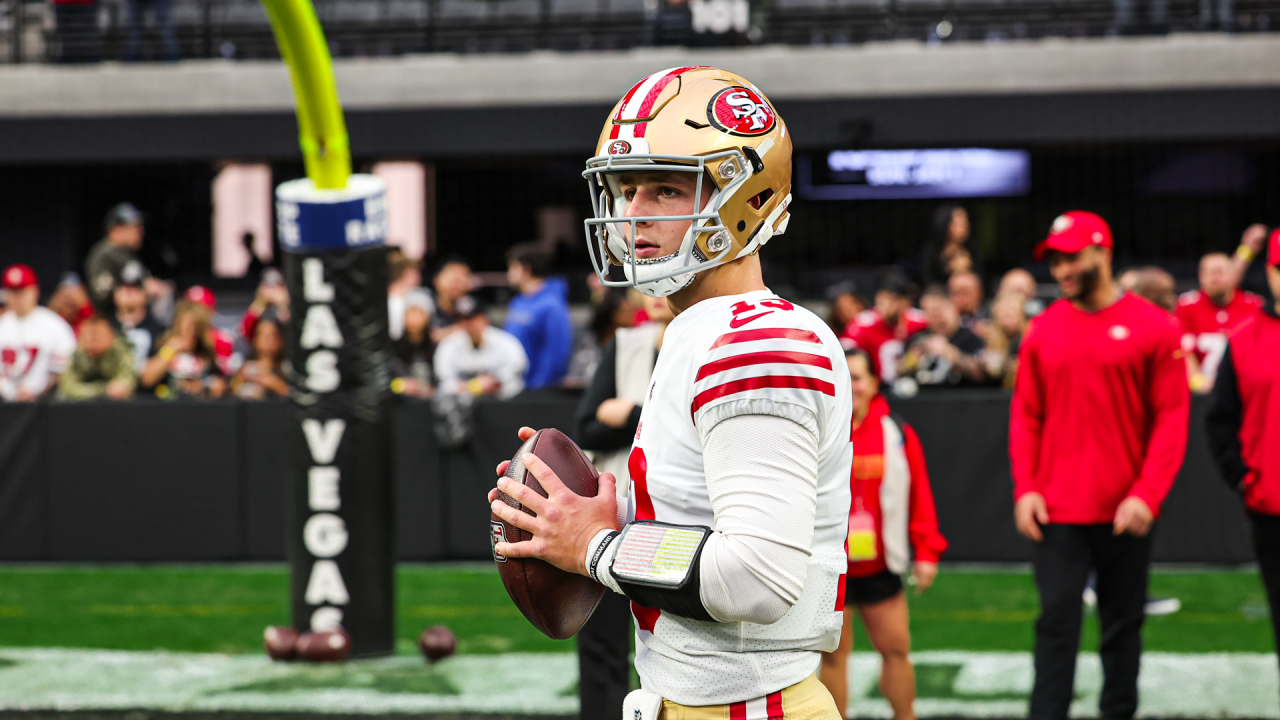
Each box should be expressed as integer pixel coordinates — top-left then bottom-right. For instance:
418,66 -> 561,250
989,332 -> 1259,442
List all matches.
0,201 -> 1273,408
835,206 -> 1272,401
0,204 -> 583,406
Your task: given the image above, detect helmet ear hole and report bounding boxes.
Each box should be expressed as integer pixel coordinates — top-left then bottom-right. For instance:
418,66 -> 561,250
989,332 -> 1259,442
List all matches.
737,220 -> 746,231
748,188 -> 775,211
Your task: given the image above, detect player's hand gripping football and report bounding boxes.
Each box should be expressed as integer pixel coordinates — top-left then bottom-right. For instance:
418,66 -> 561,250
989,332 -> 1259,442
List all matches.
488,427 -> 620,577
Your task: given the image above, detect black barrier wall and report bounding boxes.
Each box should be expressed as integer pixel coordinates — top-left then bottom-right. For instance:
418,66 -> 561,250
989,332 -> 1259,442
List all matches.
0,392 -> 1252,564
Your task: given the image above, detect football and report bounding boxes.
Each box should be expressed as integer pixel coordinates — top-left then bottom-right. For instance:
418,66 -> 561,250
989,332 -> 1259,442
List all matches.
263,625 -> 299,661
295,628 -> 352,662
492,428 -> 606,640
418,625 -> 458,663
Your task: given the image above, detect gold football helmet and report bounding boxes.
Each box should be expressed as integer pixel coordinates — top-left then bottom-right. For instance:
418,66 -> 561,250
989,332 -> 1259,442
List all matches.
582,66 -> 793,297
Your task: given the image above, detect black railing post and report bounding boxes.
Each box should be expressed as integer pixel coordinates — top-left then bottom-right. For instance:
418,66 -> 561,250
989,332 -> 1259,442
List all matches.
12,0 -> 23,63
425,0 -> 437,51
202,0 -> 212,58
538,0 -> 550,49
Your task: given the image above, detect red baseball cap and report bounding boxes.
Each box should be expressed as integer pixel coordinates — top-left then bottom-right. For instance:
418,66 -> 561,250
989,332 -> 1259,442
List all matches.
2,264 -> 38,290
1269,228 -> 1280,267
1034,211 -> 1114,261
185,285 -> 216,310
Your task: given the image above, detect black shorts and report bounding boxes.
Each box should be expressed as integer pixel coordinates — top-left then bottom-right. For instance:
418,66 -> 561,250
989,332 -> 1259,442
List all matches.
846,570 -> 904,605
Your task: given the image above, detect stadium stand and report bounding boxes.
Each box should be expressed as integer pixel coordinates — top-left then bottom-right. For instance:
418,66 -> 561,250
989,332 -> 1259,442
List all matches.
2,0 -> 1280,61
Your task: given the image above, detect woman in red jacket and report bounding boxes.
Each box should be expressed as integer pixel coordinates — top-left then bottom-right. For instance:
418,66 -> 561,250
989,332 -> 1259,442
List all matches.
820,348 -> 949,718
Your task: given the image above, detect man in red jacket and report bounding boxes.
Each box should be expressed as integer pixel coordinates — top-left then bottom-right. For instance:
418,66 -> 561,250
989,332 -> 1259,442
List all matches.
1206,228 -> 1280,675
1010,211 -> 1190,720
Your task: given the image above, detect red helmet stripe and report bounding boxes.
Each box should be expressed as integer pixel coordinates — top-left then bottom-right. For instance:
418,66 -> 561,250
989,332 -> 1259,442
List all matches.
611,66 -> 708,140
633,66 -> 706,138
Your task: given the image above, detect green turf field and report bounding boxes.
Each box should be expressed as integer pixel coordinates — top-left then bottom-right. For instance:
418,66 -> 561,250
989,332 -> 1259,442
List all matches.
0,564 -> 1270,655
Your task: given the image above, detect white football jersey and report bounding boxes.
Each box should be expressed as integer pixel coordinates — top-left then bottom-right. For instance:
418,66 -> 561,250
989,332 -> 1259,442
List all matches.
0,307 -> 77,401
626,289 -> 853,705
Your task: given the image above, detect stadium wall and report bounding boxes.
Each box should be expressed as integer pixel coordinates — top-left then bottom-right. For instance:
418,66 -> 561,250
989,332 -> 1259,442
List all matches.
1,35 -> 1280,162
0,393 -> 1251,564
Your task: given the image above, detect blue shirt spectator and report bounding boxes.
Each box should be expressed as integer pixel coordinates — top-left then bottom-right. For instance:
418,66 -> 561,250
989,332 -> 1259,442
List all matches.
504,243 -> 573,389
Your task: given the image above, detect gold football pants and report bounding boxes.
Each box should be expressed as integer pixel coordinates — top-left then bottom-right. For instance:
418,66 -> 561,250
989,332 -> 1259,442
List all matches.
659,673 -> 842,720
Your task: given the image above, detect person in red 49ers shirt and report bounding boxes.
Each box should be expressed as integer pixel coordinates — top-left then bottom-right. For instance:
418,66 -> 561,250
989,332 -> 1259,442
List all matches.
1010,211 -> 1190,720
1176,247 -> 1264,392
1206,228 -> 1280,679
842,271 -> 927,384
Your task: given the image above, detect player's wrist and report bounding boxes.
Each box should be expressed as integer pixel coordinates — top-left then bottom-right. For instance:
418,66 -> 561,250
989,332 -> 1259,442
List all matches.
585,528 -> 620,583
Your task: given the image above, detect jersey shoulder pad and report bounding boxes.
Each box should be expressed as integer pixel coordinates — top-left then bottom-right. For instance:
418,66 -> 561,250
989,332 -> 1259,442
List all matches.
691,308 -> 839,432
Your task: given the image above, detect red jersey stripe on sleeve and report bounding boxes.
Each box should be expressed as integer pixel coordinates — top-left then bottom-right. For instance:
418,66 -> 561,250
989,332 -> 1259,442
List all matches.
691,375 -> 836,415
710,327 -> 823,349
695,350 -> 833,381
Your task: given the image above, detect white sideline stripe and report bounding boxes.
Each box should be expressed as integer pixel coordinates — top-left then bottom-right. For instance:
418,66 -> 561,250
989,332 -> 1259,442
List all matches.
0,649 -> 1274,716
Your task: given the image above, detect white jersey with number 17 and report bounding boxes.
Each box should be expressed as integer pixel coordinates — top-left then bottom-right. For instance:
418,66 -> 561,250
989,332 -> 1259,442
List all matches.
0,307 -> 77,401
626,288 -> 853,706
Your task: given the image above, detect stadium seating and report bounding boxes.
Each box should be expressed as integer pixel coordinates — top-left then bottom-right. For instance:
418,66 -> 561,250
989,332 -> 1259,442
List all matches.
3,0 -> 1279,63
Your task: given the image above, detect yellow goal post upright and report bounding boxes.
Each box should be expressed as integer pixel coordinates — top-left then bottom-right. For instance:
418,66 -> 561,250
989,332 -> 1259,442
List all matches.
262,0 -> 350,190
263,0 -> 396,658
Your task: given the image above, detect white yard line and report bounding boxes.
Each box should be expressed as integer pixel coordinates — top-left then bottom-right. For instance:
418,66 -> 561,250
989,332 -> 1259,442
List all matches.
0,648 -> 1274,717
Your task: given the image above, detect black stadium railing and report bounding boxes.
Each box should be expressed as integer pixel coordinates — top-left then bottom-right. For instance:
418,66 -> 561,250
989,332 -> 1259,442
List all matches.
3,0 -> 1279,64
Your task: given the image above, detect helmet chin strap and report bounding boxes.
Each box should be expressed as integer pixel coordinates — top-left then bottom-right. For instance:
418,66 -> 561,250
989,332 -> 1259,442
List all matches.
626,260 -> 697,298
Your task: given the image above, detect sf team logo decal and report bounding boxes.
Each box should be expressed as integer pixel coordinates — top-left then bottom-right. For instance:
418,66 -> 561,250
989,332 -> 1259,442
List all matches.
707,86 -> 776,136
490,521 -> 508,562
608,140 -> 632,155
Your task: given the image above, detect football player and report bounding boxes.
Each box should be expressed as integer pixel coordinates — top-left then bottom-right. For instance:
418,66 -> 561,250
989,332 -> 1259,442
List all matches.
489,67 -> 853,719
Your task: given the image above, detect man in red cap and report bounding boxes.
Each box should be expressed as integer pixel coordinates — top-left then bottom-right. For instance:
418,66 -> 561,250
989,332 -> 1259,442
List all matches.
1010,211 -> 1190,720
1206,227 -> 1280,679
0,265 -> 78,402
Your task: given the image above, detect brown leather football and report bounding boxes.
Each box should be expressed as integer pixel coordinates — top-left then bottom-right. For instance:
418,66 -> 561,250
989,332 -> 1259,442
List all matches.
418,625 -> 457,663
296,628 -> 352,662
491,428 -> 606,640
263,625 -> 299,661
